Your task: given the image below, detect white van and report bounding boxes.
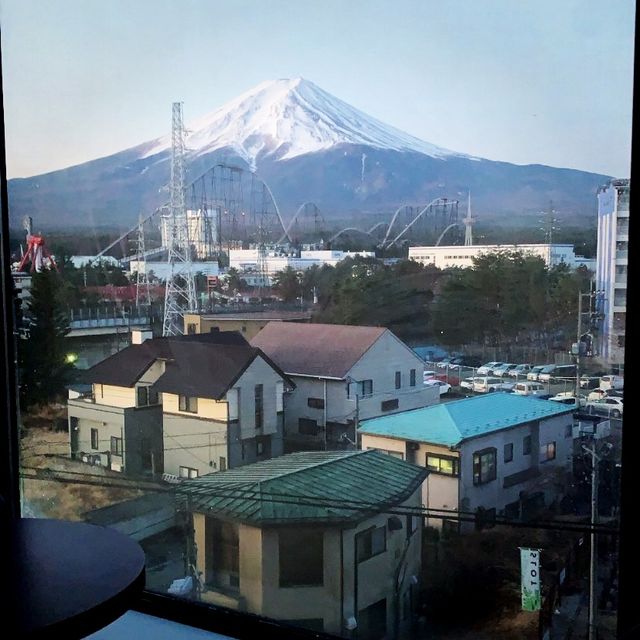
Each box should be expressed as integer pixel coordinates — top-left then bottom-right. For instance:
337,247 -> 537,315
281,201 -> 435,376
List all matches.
599,375 -> 624,390
472,377 -> 514,393
512,381 -> 546,396
538,364 -> 577,383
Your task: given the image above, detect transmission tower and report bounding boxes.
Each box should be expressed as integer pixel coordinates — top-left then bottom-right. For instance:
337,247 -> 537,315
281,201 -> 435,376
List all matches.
134,213 -> 151,309
162,102 -> 197,336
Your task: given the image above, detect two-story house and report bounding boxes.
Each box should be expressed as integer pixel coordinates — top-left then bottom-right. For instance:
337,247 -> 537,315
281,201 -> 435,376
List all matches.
359,393 -> 574,530
251,323 -> 439,451
177,449 -> 427,639
68,332 -> 293,478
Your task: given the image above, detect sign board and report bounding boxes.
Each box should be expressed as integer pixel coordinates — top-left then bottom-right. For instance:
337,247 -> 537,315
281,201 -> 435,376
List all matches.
520,547 -> 542,611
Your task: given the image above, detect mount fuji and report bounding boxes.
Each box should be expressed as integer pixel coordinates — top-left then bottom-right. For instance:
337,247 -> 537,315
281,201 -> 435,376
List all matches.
8,77 -> 610,230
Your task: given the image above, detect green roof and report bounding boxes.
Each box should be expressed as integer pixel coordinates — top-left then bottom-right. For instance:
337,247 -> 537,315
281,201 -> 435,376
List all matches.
359,393 -> 574,447
177,450 -> 427,526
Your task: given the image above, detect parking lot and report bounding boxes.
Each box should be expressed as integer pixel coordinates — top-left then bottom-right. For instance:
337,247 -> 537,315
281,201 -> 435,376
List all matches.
423,362 -> 624,417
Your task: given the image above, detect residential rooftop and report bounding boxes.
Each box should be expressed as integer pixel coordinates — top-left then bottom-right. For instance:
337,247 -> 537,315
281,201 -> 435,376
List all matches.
358,393 -> 574,447
251,322 -> 387,378
177,449 -> 427,526
195,310 -> 312,320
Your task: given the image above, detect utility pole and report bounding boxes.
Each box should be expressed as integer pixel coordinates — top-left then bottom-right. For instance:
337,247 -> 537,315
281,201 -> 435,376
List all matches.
581,442 -> 601,640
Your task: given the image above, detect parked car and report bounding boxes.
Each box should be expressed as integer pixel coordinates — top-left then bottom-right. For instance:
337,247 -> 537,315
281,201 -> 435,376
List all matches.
459,376 -> 479,390
527,365 -> 548,381
436,357 -> 455,369
492,363 -> 519,377
548,393 -> 587,408
599,375 -> 624,391
423,370 -> 437,382
512,381 -> 547,396
538,364 -> 577,384
533,393 -> 554,400
424,379 -> 452,395
579,373 -> 605,389
587,388 -> 624,402
472,377 -> 515,393
507,363 -> 533,378
476,361 -> 504,376
585,397 -> 624,418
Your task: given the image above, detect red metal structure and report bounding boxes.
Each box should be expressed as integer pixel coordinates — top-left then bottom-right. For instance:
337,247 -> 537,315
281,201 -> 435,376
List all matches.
17,234 -> 58,273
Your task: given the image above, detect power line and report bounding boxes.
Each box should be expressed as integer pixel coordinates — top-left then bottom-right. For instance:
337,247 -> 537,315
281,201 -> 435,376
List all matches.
20,466 -> 618,536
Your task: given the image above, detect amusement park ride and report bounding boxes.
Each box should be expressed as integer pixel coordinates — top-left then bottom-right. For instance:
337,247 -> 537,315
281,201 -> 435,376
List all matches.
15,217 -> 58,273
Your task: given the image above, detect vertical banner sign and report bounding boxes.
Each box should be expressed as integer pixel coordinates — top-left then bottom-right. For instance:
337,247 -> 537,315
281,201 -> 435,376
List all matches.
520,548 -> 542,611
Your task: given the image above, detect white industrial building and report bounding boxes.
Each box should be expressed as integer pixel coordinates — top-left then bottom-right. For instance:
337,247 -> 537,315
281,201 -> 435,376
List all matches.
128,260 -> 220,280
228,249 -> 375,274
408,243 -> 577,269
160,208 -> 219,259
595,178 -> 629,364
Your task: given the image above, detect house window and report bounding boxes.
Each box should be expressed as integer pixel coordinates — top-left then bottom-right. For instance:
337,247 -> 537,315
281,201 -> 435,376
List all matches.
472,448 -> 497,485
90,428 -> 99,450
565,424 -> 573,438
256,440 -> 265,456
410,369 -> 416,387
540,442 -> 556,462
307,397 -> 325,409
299,418 -> 320,435
136,385 -> 148,407
395,371 -> 402,389
187,323 -> 197,335
255,384 -> 264,428
219,457 -> 227,471
359,379 -> 373,397
279,529 -> 324,587
179,395 -> 198,413
504,443 -> 514,463
356,525 -> 386,562
208,519 -> 239,589
426,455 -> 459,476
523,435 -> 532,456
381,398 -> 399,411
179,466 -> 198,479
110,436 -> 123,456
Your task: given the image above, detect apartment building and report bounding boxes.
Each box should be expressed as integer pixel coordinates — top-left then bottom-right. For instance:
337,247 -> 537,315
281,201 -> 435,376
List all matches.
177,449 -> 427,639
359,393 -> 574,530
595,178 -> 630,364
68,332 -> 292,478
251,323 -> 439,450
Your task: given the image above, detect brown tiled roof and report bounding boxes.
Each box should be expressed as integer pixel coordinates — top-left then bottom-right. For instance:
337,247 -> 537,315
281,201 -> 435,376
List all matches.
250,322 -> 386,378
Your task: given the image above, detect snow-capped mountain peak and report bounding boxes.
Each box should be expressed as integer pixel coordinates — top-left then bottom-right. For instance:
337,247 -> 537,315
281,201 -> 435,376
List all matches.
141,77 -> 461,166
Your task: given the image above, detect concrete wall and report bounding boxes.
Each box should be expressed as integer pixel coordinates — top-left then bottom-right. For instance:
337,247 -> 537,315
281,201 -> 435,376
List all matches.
360,434 -> 458,529
94,383 -> 136,408
459,413 -> 573,515
163,393 -> 228,421
162,412 -> 228,476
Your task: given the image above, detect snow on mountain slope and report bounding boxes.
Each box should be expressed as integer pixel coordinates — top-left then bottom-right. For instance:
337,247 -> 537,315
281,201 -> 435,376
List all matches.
142,78 -> 464,167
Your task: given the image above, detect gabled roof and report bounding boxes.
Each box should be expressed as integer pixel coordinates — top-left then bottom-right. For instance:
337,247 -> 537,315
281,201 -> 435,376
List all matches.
250,322 -> 386,378
359,393 -> 574,447
177,449 -> 427,526
83,332 -> 292,399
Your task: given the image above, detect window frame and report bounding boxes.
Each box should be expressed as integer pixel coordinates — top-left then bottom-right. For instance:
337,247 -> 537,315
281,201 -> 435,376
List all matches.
523,435 -> 532,456
356,525 -> 387,563
395,371 -> 402,389
307,397 -> 325,409
472,447 -> 497,485
90,428 -> 99,450
540,441 -> 557,462
409,369 -> 416,387
110,436 -> 123,456
178,395 -> 198,413
380,398 -> 399,411
504,442 -> 514,463
255,383 -> 264,429
426,454 -> 459,476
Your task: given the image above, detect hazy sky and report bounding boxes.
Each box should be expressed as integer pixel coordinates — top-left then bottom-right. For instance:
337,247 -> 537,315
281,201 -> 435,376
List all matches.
0,0 -> 635,179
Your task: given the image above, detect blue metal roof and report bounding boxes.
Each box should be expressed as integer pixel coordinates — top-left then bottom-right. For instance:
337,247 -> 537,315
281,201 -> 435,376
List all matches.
359,393 -> 574,447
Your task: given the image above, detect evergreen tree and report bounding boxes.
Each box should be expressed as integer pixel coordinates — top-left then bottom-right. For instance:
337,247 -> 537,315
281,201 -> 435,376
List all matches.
19,270 -> 75,409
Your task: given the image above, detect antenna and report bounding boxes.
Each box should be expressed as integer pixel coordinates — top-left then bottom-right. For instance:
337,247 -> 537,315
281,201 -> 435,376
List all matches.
162,102 -> 197,336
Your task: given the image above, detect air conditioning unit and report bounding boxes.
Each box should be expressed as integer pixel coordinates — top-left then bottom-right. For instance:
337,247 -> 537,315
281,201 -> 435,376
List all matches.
111,462 -> 123,472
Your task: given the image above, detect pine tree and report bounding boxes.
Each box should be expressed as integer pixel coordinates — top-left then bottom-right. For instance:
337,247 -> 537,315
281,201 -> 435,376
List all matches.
19,270 -> 74,409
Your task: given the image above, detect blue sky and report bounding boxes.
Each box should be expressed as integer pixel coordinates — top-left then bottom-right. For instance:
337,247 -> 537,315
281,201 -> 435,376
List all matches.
0,0 -> 635,178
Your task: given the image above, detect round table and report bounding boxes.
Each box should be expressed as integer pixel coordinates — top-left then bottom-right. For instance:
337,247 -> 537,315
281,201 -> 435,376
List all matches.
7,518 -> 146,638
